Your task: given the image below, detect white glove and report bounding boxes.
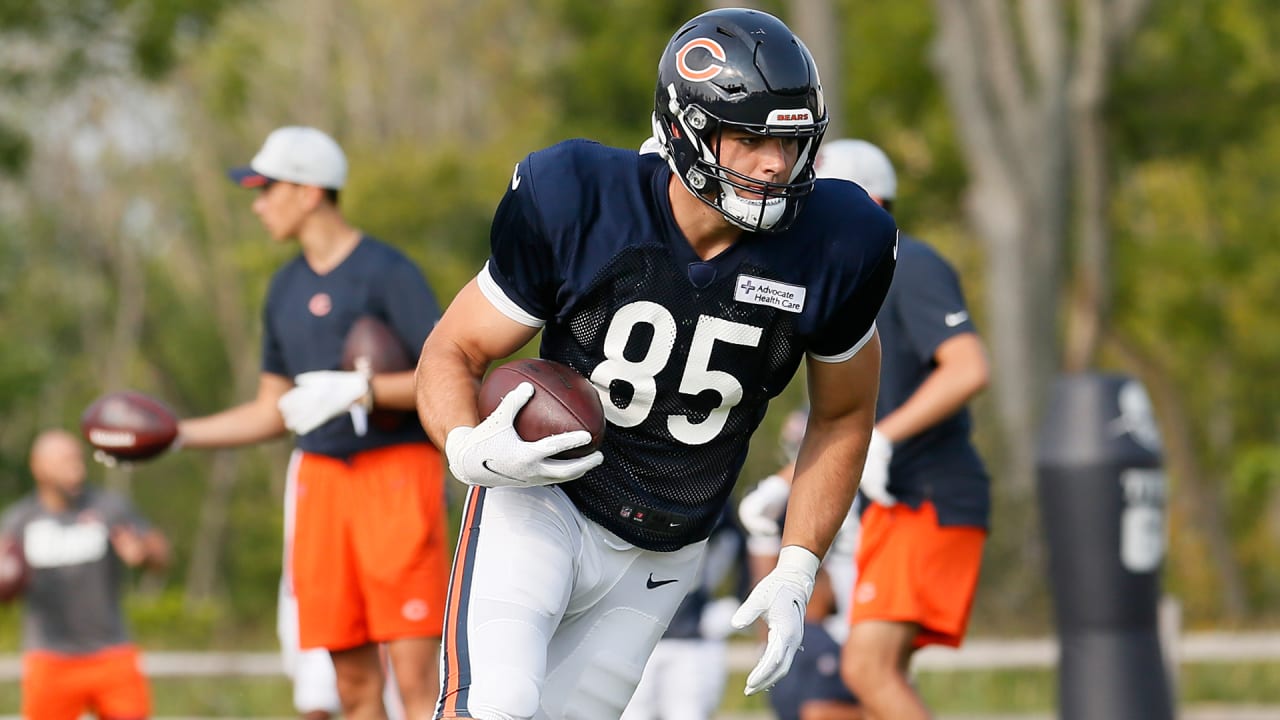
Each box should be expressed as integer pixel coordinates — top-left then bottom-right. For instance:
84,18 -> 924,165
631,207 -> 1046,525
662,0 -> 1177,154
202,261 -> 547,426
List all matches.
731,545 -> 819,695
858,428 -> 896,506
445,382 -> 603,488
738,474 -> 792,539
278,371 -> 372,437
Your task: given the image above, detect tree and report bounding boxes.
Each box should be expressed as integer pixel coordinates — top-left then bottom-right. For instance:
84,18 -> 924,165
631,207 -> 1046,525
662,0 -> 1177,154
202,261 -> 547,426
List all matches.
929,0 -> 1153,491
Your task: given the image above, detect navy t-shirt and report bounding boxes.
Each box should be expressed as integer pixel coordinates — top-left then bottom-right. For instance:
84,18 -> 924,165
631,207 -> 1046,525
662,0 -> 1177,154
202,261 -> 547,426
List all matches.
768,622 -> 858,719
873,235 -> 989,528
262,236 -> 441,458
481,140 -> 898,551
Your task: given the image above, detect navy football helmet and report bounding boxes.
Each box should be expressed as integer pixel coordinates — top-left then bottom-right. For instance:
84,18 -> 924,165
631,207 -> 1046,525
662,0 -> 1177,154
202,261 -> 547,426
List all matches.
652,8 -> 828,233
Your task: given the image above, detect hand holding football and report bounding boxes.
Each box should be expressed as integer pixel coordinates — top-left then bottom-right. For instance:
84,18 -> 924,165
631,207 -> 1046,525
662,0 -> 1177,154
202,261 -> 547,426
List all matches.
478,358 -> 605,459
80,391 -> 179,461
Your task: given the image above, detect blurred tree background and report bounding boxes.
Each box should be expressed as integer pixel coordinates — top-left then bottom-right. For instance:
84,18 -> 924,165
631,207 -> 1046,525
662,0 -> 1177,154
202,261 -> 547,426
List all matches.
0,0 -> 1278,651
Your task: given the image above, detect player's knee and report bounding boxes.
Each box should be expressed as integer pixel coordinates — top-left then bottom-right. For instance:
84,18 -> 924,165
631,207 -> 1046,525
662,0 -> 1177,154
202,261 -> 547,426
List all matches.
840,646 -> 875,695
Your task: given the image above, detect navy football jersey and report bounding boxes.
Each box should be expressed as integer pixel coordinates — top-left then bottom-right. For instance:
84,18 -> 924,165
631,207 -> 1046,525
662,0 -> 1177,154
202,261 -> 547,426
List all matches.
483,140 -> 896,551
874,235 -> 989,528
262,236 -> 441,458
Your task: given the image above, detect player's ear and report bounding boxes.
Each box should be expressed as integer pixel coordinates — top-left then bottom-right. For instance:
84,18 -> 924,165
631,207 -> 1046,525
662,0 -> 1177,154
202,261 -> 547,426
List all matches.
300,184 -> 326,211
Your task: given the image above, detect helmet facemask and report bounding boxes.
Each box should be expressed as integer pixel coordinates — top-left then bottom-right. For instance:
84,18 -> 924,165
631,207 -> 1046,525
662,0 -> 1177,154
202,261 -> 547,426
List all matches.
653,92 -> 825,233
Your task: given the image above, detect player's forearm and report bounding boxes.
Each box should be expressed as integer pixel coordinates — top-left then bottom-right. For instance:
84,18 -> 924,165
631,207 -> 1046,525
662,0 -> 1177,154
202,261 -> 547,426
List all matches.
781,418 -> 869,558
368,370 -> 418,411
178,401 -> 287,449
877,335 -> 988,443
415,334 -> 485,450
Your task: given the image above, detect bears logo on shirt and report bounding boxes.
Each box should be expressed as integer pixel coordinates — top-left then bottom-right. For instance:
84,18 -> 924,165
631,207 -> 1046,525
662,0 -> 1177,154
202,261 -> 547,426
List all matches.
308,292 -> 332,317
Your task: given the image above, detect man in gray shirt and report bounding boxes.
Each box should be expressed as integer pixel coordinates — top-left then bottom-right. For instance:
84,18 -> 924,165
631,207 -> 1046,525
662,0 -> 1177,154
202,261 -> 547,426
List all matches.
0,429 -> 169,719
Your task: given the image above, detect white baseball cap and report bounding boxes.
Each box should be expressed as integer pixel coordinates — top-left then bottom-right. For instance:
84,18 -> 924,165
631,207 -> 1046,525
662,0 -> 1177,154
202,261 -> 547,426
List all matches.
228,126 -> 347,190
815,138 -> 897,201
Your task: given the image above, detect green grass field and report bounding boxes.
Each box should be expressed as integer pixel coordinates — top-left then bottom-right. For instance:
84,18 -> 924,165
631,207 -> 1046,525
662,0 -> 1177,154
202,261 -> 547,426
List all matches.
0,662 -> 1274,717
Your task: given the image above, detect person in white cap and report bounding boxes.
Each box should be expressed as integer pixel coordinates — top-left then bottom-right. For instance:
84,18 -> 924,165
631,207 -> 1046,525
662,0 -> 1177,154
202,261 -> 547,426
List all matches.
816,139 -> 993,720
176,126 -> 450,720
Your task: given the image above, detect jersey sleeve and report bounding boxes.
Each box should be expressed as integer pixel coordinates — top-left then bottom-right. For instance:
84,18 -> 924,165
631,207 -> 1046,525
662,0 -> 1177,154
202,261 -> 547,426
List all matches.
479,158 -> 561,326
378,255 -> 442,355
809,225 -> 898,362
895,246 -> 976,362
260,275 -> 288,377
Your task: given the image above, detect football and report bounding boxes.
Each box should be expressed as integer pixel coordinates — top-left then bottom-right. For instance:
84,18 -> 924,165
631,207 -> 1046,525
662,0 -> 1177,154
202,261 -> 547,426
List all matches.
80,391 -> 179,461
0,539 -> 27,603
478,358 -> 606,459
341,315 -> 414,430
342,315 -> 413,375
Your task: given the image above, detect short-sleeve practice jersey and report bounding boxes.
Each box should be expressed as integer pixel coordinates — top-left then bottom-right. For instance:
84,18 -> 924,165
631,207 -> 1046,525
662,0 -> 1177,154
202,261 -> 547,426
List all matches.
482,140 -> 897,551
262,236 -> 441,458
874,235 -> 989,528
0,488 -> 148,654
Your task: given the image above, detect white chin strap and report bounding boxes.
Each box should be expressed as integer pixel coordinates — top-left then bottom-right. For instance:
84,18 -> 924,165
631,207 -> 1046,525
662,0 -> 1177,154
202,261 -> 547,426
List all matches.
720,184 -> 786,231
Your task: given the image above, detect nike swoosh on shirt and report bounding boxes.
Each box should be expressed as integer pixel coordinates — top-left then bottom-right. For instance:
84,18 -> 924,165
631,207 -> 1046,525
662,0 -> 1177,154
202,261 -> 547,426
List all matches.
944,311 -> 969,327
511,163 -> 522,190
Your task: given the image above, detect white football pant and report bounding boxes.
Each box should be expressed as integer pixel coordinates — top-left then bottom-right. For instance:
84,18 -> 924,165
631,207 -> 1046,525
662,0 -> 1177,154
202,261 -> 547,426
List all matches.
437,485 -> 707,720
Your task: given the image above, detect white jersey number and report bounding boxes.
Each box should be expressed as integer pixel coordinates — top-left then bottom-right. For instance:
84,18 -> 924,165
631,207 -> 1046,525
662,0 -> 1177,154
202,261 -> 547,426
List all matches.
590,301 -> 762,445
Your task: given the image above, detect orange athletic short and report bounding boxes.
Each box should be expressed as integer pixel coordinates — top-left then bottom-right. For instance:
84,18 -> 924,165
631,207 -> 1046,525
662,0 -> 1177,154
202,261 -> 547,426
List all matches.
292,442 -> 450,650
849,500 -> 986,648
23,645 -> 149,720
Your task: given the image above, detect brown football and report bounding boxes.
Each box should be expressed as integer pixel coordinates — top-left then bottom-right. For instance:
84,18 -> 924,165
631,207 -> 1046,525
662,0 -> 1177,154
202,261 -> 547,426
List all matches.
478,358 -> 606,459
341,316 -> 414,431
80,391 -> 179,461
0,538 -> 27,603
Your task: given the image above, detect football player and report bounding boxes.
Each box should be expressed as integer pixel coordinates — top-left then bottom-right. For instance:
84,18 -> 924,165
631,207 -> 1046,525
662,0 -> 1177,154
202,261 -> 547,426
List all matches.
0,430 -> 170,720
817,139 -> 991,720
416,8 -> 897,719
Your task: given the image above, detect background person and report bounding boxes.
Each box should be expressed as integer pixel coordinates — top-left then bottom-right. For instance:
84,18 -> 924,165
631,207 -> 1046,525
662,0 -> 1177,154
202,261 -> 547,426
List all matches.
815,138 -> 992,720
0,429 -> 170,720
177,125 -> 449,720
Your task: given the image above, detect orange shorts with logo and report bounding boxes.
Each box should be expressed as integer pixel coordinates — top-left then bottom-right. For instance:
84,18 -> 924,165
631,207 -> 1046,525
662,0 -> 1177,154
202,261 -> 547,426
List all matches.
849,501 -> 986,648
23,645 -> 149,720
292,442 -> 450,650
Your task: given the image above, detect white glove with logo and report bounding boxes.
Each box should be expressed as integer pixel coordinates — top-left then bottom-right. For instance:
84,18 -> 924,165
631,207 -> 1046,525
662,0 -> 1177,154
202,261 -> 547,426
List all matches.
445,382 -> 603,488
858,428 -> 896,506
731,545 -> 819,695
738,474 -> 791,555
278,371 -> 372,437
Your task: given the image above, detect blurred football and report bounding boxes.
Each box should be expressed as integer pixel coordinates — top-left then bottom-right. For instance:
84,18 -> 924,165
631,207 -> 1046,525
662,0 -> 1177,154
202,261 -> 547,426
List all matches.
342,315 -> 413,374
80,391 -> 179,461
341,315 -> 414,431
478,358 -> 605,459
0,539 -> 27,603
